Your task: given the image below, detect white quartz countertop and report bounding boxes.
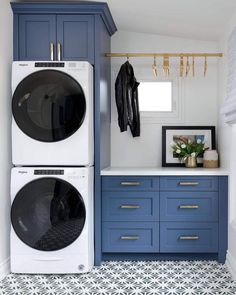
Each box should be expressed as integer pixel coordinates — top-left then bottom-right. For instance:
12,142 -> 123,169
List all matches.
101,167 -> 229,176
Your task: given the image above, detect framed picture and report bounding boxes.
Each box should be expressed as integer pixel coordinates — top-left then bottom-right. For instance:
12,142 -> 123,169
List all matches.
162,126 -> 216,167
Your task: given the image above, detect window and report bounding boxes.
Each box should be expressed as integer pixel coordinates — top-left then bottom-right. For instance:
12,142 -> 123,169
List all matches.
111,66 -> 184,124
138,81 -> 172,112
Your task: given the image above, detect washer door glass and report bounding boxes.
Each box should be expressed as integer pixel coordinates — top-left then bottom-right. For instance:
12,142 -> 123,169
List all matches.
12,70 -> 86,142
11,178 -> 86,251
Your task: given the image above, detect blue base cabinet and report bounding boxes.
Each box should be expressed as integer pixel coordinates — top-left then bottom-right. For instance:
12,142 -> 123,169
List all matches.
102,176 -> 228,263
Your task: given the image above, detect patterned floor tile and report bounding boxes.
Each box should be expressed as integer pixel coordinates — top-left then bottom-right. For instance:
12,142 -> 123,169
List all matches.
0,261 -> 236,295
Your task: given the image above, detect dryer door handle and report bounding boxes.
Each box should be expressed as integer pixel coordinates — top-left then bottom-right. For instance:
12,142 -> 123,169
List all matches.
33,258 -> 63,261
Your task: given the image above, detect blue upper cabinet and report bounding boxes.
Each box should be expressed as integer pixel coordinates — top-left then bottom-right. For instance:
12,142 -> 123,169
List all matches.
57,15 -> 94,63
18,15 -> 56,61
11,2 -> 117,64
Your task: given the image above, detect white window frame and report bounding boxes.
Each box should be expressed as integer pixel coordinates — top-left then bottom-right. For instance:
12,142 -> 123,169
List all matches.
111,64 -> 184,124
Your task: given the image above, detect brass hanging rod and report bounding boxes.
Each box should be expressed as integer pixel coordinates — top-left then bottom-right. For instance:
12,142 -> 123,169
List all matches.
105,53 -> 223,58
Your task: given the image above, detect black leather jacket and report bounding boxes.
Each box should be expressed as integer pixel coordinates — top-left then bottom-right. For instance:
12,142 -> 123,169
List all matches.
115,61 -> 140,137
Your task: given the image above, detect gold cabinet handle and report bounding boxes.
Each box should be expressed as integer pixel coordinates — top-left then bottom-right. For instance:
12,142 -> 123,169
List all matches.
179,182 -> 199,186
57,42 -> 62,61
120,181 -> 140,186
179,236 -> 199,240
50,43 -> 54,61
179,205 -> 199,209
120,205 -> 140,209
120,236 -> 140,240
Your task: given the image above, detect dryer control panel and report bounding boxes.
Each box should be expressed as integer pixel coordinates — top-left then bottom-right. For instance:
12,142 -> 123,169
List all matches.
34,169 -> 64,175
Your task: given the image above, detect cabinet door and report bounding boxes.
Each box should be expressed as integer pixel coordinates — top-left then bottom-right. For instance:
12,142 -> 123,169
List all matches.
57,15 -> 94,63
19,15 -> 56,61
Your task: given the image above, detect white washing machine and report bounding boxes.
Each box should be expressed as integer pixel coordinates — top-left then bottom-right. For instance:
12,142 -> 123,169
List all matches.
12,61 -> 93,166
10,167 -> 94,274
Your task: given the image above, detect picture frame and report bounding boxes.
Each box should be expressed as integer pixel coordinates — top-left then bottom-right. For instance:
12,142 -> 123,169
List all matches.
162,126 -> 216,167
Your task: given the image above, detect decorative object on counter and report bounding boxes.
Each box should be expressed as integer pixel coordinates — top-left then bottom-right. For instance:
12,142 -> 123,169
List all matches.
171,134 -> 207,168
115,60 -> 140,137
203,150 -> 219,168
162,126 -> 216,167
106,53 -> 222,77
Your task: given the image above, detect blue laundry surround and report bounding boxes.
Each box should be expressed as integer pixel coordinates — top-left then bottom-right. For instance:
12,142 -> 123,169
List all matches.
101,171 -> 228,263
11,2 -> 117,266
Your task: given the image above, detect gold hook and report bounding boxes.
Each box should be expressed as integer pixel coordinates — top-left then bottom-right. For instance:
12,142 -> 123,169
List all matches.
186,56 -> 190,77
152,56 -> 158,77
179,55 -> 184,77
163,55 -> 170,76
204,56 -> 207,76
192,56 -> 195,77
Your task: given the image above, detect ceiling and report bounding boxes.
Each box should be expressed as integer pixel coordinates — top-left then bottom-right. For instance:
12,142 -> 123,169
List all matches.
79,0 -> 236,41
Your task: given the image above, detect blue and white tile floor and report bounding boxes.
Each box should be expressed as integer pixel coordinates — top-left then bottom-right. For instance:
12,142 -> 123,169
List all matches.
1,261 -> 236,295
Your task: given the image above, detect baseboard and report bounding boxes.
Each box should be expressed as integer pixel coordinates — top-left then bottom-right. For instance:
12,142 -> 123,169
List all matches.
0,257 -> 10,281
226,251 -> 236,280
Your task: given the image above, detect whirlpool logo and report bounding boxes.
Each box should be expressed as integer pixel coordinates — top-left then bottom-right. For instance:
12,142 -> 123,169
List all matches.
19,63 -> 29,67
18,171 -> 28,174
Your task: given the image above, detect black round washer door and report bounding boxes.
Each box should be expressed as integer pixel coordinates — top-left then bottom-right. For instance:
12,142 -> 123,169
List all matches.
12,70 -> 86,142
11,178 -> 86,251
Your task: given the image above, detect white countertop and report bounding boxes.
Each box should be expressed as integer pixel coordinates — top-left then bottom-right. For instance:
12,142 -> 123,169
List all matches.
101,167 -> 229,176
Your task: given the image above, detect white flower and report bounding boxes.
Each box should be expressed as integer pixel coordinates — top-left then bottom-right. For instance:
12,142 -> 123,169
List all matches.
191,152 -> 196,157
176,149 -> 181,154
188,139 -> 192,144
197,139 -> 202,144
181,144 -> 186,148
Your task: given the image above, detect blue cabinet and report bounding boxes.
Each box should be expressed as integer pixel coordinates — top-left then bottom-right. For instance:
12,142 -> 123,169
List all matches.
57,15 -> 94,62
102,175 -> 228,263
160,222 -> 218,253
18,15 -> 56,61
102,222 -> 159,253
14,10 -> 96,63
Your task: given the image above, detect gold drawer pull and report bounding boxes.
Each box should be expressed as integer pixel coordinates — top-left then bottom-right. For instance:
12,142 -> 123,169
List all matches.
179,235 -> 199,240
57,42 -> 62,61
179,182 -> 199,186
120,205 -> 140,209
179,205 -> 199,209
50,42 -> 54,61
120,181 -> 140,186
120,236 -> 140,240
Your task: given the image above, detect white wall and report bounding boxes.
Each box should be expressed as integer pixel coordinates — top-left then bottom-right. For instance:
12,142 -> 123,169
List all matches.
0,0 -> 12,280
110,31 -> 219,167
218,10 -> 236,280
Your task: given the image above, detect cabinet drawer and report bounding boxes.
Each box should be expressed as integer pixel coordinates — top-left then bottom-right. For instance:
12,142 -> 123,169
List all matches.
160,222 -> 218,253
102,176 -> 159,191
102,192 -> 159,221
102,222 -> 159,252
160,192 -> 218,222
160,177 -> 218,191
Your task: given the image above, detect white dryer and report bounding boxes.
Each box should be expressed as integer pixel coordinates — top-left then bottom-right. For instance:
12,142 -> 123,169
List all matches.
10,167 -> 94,274
12,61 -> 93,166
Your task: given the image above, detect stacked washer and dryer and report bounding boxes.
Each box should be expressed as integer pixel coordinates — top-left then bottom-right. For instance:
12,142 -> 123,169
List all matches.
10,61 -> 94,273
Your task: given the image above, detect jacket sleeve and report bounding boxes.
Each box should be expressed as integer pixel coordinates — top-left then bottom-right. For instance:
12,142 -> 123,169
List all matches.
115,66 -> 128,132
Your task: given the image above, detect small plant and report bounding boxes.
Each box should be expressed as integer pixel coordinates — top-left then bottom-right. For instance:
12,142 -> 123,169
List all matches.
171,138 -> 208,162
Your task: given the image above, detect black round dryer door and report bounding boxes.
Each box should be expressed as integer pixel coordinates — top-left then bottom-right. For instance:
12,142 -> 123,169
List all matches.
11,178 -> 86,251
12,70 -> 86,142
